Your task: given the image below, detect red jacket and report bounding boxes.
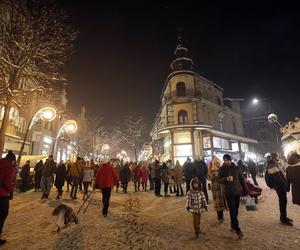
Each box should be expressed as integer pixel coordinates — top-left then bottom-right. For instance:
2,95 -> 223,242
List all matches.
95,163 -> 119,189
0,158 -> 16,197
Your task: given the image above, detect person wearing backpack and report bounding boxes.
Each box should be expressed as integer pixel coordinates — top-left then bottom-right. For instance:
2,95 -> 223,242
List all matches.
267,152 -> 293,226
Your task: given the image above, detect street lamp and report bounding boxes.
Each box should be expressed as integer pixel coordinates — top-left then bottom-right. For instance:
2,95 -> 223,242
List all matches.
17,106 -> 57,166
267,113 -> 283,148
53,120 -> 78,161
252,98 -> 259,105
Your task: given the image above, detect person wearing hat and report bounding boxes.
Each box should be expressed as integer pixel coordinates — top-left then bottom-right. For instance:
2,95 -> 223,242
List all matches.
219,154 -> 248,239
0,150 -> 16,246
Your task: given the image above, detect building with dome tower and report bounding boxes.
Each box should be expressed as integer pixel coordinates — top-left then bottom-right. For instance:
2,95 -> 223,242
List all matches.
150,38 -> 257,164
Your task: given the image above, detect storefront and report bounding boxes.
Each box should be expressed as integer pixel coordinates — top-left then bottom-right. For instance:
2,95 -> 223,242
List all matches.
156,125 -> 257,165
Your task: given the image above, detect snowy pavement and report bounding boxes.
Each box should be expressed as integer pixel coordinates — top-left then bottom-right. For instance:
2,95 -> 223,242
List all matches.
3,178 -> 300,250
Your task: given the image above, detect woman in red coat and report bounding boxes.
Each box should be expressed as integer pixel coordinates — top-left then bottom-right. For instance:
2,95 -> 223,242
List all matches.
94,163 -> 118,217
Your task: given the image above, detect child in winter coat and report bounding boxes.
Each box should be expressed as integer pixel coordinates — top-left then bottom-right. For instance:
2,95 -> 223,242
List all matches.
186,177 -> 208,238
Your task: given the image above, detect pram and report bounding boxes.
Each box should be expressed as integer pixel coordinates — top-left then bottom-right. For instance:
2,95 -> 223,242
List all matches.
242,178 -> 262,204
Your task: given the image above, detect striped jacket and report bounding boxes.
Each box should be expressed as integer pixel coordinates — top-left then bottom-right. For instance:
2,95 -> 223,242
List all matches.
186,189 -> 207,214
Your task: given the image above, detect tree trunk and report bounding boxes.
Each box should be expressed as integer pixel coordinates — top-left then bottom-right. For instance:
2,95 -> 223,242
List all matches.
0,100 -> 12,157
134,146 -> 137,162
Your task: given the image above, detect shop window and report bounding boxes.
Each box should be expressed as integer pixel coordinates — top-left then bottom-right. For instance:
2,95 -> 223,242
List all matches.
178,110 -> 188,124
231,142 -> 239,152
174,131 -> 191,144
213,137 -> 222,148
174,144 -> 193,157
176,82 -> 186,97
241,143 -> 249,152
203,136 -> 211,148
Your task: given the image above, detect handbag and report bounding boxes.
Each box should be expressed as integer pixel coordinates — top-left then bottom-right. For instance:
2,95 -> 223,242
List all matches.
245,195 -> 257,211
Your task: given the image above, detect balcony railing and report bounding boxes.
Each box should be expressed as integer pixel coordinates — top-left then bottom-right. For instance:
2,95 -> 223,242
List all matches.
163,90 -> 202,103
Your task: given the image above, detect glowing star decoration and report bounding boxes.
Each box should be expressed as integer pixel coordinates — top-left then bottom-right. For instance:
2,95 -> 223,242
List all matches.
267,113 -> 278,124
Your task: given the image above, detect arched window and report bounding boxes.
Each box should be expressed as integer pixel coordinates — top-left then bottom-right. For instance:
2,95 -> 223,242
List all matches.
176,82 -> 186,97
178,110 -> 188,124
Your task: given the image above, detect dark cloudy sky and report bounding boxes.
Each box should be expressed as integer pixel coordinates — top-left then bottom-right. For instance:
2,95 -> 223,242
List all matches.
61,0 -> 300,126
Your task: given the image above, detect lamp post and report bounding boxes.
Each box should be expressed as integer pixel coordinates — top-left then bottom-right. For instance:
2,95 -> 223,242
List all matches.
52,120 -> 78,161
17,106 -> 57,166
267,113 -> 283,148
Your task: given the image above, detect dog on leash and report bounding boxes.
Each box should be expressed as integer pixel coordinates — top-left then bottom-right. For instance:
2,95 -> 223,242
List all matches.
52,204 -> 79,232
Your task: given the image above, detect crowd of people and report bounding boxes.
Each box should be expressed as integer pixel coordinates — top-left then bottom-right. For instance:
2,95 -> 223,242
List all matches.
0,149 -> 300,246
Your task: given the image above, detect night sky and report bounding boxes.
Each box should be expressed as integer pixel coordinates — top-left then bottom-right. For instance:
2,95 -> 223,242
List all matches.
61,0 -> 300,127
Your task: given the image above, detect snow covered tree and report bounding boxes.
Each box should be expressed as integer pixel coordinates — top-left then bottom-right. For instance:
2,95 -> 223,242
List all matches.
122,114 -> 148,162
70,116 -> 107,159
0,0 -> 77,154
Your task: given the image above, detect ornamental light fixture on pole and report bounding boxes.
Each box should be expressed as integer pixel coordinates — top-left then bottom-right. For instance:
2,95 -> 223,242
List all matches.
267,113 -> 283,148
17,106 -> 57,166
53,120 -> 78,160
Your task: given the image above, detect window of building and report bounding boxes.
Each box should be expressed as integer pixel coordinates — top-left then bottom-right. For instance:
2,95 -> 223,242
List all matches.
178,110 -> 188,124
231,142 -> 239,152
176,82 -> 186,97
219,118 -> 224,131
213,137 -> 222,148
173,131 -> 191,144
241,143 -> 249,152
203,136 -> 211,148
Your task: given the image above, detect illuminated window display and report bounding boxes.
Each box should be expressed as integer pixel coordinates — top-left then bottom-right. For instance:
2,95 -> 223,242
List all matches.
173,131 -> 191,144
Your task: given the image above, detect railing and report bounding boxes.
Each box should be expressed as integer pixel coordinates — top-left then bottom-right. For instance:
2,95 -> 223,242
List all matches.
163,90 -> 202,103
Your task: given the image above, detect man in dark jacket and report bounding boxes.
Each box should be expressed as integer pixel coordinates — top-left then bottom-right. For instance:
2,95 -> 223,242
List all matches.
183,157 -> 194,193
55,160 -> 67,199
193,157 -> 208,202
120,163 -> 131,193
267,152 -> 293,226
248,159 -> 258,186
0,151 -> 16,246
20,160 -> 31,192
219,154 -> 248,239
41,155 -> 57,199
34,160 -> 43,191
154,160 -> 162,197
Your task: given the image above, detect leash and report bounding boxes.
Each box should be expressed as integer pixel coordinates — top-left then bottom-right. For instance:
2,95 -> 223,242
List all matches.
76,190 -> 96,214
83,190 -> 96,214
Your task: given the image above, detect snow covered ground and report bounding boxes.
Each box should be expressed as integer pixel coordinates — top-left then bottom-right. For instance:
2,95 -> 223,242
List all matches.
3,178 -> 300,250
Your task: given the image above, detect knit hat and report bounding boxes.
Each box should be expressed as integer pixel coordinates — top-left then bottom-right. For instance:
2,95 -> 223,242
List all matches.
5,150 -> 16,162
